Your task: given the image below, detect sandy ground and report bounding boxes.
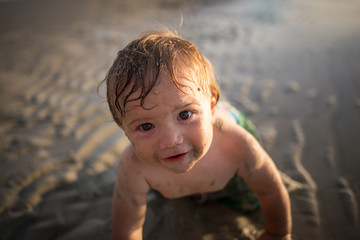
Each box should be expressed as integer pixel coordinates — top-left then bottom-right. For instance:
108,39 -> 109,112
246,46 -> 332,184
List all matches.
1,0 -> 360,239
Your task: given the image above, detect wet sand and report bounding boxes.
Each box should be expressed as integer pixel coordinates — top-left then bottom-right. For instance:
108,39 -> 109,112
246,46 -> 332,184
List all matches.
1,0 -> 360,239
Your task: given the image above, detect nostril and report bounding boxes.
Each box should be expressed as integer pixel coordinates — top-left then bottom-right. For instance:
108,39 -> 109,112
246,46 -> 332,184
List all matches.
158,129 -> 183,149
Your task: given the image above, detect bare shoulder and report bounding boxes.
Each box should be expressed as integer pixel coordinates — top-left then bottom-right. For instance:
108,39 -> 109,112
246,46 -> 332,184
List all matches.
213,106 -> 258,149
116,145 -> 149,195
213,107 -> 268,177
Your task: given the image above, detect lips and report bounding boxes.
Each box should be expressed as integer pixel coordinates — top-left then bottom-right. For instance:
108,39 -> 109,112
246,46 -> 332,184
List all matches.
164,152 -> 187,162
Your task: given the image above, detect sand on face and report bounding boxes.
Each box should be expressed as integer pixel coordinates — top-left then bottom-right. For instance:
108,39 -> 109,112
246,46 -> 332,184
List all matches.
1,0 -> 360,239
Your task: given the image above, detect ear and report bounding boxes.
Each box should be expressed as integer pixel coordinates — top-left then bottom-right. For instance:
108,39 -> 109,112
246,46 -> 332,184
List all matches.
210,96 -> 216,116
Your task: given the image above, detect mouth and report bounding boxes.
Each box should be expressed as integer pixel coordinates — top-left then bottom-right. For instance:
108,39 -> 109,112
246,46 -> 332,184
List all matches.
165,152 -> 188,162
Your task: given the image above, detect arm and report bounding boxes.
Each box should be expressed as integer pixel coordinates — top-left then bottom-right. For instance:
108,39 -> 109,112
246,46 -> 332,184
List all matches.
237,130 -> 292,240
254,162 -> 292,240
111,147 -> 150,240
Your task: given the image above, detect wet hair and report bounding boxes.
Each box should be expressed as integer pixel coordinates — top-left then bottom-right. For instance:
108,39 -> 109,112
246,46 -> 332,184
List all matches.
101,29 -> 220,126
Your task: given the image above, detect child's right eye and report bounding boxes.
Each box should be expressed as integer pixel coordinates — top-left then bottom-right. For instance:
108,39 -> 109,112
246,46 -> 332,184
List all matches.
139,123 -> 154,131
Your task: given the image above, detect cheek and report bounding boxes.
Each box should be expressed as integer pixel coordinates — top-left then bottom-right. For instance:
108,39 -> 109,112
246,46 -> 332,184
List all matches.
128,137 -> 152,157
132,143 -> 157,163
189,118 -> 213,146
187,123 -> 213,160
192,147 -> 202,158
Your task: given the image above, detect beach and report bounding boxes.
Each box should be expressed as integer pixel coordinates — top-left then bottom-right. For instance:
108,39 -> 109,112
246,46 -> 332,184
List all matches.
0,0 -> 360,239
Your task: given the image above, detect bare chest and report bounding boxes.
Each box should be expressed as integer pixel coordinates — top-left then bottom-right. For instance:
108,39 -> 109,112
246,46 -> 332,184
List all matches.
145,122 -> 244,199
146,160 -> 237,199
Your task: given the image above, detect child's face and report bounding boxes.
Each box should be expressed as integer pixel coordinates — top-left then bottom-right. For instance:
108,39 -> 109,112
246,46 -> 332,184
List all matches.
122,72 -> 216,174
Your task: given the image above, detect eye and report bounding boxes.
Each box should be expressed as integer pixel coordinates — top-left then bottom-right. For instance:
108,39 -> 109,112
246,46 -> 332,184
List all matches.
139,123 -> 154,131
178,110 -> 192,120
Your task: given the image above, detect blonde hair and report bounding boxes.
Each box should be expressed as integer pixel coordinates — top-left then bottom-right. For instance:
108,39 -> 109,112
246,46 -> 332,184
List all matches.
102,30 -> 220,126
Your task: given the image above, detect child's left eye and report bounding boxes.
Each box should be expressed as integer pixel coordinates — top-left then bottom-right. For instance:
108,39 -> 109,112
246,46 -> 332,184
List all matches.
178,110 -> 192,120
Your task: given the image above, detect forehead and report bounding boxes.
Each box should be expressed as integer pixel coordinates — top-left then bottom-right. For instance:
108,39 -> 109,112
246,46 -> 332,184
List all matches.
124,72 -> 201,113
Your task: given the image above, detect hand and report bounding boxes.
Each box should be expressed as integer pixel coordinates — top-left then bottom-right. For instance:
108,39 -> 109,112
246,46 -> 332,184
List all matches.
258,232 -> 291,240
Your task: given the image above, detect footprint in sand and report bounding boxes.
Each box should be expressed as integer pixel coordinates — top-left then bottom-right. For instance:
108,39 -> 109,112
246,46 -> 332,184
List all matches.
283,120 -> 320,227
326,95 -> 338,107
306,88 -> 318,100
258,125 -> 277,151
235,76 -> 259,114
260,79 -> 275,103
336,177 -> 359,227
285,80 -> 300,93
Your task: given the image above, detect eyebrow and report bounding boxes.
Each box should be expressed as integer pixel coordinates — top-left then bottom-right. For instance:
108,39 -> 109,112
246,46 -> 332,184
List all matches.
174,102 -> 201,110
124,105 -> 157,127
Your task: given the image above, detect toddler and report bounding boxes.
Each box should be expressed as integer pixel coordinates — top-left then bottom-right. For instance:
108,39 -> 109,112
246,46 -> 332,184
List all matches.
101,30 -> 292,240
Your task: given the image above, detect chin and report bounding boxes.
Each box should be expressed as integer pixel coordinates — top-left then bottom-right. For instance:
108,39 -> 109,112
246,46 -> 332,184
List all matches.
173,168 -> 194,174
171,169 -> 189,174
173,160 -> 199,174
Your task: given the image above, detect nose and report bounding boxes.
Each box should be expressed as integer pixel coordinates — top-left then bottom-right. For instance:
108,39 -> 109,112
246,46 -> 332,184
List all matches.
158,128 -> 183,150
